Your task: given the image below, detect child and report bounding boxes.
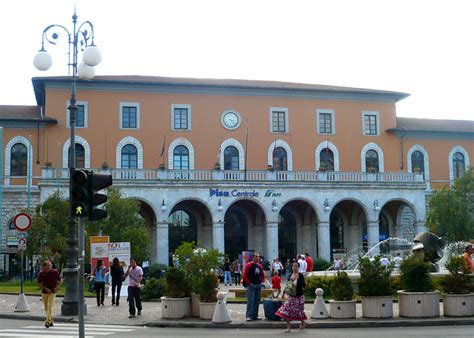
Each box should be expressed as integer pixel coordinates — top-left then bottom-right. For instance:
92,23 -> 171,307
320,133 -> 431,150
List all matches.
271,270 -> 282,297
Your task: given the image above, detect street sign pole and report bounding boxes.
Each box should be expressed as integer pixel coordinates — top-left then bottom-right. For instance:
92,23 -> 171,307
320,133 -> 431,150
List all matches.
13,214 -> 31,312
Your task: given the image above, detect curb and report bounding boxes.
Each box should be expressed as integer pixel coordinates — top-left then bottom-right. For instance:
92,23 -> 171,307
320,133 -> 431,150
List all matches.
2,313 -> 474,329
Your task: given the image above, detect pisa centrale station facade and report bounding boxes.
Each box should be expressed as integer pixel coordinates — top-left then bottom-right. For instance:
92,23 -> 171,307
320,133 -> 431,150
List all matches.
0,75 -> 473,270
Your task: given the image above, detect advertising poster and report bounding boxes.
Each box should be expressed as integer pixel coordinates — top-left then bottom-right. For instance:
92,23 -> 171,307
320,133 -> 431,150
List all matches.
242,250 -> 254,264
90,235 -> 110,272
108,242 -> 131,270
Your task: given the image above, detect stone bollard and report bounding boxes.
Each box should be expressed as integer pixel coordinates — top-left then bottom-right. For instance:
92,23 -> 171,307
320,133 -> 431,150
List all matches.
310,288 -> 329,319
212,292 -> 232,324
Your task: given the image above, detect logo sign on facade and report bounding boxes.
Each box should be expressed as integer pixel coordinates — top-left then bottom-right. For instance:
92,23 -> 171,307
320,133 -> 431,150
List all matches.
13,212 -> 32,232
210,188 -> 259,197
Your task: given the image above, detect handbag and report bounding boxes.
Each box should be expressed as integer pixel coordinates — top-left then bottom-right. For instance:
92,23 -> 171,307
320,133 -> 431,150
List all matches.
88,279 -> 96,292
283,280 -> 297,297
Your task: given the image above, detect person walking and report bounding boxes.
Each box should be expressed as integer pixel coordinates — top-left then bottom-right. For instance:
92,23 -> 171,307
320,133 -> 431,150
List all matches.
297,254 -> 307,273
272,258 -> 284,277
223,258 -> 232,286
463,244 -> 474,272
233,260 -> 241,285
304,252 -> 313,272
276,261 -> 307,333
110,257 -> 124,306
124,258 -> 143,318
92,259 -> 106,306
243,252 -> 266,321
37,260 -> 61,328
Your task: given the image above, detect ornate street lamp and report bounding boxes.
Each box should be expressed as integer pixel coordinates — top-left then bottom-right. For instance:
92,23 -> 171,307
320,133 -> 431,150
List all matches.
34,10 -> 101,317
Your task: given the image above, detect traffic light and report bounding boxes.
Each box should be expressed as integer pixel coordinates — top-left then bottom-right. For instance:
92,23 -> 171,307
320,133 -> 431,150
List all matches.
70,169 -> 89,217
87,171 -> 113,221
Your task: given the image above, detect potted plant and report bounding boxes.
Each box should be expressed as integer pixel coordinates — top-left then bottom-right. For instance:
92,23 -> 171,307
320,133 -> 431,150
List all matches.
196,272 -> 219,319
161,267 -> 192,319
358,256 -> 393,318
329,271 -> 356,318
397,256 -> 439,318
439,255 -> 474,316
174,242 -> 223,318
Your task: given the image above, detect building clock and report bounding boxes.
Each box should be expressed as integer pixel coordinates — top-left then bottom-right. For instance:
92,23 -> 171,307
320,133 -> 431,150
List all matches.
221,110 -> 241,130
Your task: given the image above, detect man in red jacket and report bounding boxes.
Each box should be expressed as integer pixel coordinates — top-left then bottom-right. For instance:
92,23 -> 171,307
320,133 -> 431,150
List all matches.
305,253 -> 313,272
243,252 -> 266,321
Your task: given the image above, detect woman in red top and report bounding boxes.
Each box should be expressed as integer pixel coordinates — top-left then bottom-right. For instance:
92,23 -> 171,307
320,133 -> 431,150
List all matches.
271,270 -> 281,297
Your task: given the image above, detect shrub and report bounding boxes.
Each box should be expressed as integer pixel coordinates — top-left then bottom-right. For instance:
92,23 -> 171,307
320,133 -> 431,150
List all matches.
331,271 -> 354,301
304,274 -> 333,298
399,256 -> 435,292
390,276 -> 403,296
164,267 -> 191,298
358,256 -> 393,297
438,255 -> 474,294
148,263 -> 167,279
313,258 -> 332,271
141,277 -> 165,300
196,272 -> 219,302
0,269 -> 11,282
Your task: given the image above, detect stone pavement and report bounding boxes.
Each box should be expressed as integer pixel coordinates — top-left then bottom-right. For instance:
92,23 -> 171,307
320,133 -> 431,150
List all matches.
1,285 -> 474,329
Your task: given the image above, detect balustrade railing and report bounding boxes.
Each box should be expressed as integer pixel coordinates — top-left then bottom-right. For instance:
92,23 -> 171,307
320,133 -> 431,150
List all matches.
39,167 -> 424,184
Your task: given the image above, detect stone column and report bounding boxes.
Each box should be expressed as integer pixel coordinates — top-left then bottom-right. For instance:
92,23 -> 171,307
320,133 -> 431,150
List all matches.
348,224 -> 360,252
367,221 -> 380,255
265,222 -> 278,260
213,221 -> 225,254
317,221 -> 330,261
156,221 -> 169,265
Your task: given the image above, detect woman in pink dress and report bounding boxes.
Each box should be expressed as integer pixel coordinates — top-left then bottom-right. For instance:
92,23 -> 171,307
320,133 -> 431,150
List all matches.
276,261 -> 307,332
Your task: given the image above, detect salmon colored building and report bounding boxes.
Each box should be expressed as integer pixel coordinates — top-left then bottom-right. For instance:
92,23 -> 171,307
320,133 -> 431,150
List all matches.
1,75 -> 473,270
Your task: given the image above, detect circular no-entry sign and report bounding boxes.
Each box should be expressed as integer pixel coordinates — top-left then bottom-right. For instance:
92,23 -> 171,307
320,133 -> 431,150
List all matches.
13,213 -> 32,232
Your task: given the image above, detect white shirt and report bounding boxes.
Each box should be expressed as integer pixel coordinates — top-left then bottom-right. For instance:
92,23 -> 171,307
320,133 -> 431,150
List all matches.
380,257 -> 390,266
393,256 -> 403,268
298,259 -> 307,273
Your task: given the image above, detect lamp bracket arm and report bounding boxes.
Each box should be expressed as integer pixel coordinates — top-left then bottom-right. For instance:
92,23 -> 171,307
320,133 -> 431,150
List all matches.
41,24 -> 71,50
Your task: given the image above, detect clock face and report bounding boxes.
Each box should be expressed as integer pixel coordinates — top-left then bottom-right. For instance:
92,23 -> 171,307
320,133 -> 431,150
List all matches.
222,111 -> 241,130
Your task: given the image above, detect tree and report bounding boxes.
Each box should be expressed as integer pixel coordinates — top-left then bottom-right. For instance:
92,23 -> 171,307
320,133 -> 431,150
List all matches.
427,168 -> 474,242
87,187 -> 150,263
26,192 -> 69,267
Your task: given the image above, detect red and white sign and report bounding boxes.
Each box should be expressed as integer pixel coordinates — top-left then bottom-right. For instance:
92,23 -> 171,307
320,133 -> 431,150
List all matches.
18,237 -> 27,250
13,213 -> 32,232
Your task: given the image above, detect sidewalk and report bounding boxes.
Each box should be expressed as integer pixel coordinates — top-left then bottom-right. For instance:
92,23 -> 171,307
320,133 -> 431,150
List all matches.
1,286 -> 474,329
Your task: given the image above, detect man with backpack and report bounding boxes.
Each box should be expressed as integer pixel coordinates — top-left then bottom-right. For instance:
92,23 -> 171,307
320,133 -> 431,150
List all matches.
243,252 -> 266,321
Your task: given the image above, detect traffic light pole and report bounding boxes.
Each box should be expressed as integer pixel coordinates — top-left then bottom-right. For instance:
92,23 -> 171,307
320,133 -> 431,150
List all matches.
78,217 -> 85,338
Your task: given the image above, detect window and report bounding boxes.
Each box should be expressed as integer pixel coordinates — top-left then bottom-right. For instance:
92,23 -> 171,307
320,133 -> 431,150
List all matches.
453,152 -> 465,179
121,144 -> 138,169
270,107 -> 288,133
10,143 -> 27,176
273,147 -> 287,171
317,109 -> 335,134
171,104 -> 191,131
120,103 -> 140,129
362,111 -> 379,136
68,144 -> 85,168
67,101 -> 88,128
365,149 -> 379,172
173,145 -> 189,169
411,151 -> 424,174
320,148 -> 334,171
224,146 -> 239,170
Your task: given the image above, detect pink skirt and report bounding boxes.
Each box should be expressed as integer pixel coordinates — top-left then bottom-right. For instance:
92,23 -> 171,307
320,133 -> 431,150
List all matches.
275,295 -> 307,321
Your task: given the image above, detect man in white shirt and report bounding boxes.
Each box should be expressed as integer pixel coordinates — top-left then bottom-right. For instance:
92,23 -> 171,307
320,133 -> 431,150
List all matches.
393,253 -> 403,268
380,256 -> 390,266
297,255 -> 307,273
124,258 -> 143,318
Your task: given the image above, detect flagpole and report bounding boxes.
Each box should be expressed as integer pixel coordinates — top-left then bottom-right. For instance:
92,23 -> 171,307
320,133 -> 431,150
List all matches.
244,119 -> 249,181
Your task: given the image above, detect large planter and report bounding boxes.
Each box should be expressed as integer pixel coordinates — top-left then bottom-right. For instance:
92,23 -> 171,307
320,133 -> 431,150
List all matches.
361,296 -> 393,318
199,301 -> 217,320
397,291 -> 440,318
191,293 -> 200,317
443,293 -> 474,317
329,300 -> 356,319
161,297 -> 191,319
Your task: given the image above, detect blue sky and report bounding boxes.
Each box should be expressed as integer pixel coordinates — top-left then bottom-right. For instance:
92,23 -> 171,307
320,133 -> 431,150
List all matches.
1,0 -> 473,121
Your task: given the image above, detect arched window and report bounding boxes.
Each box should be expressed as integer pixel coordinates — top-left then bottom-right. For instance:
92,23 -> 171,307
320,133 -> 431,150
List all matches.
411,150 -> 424,174
365,149 -> 379,173
224,146 -> 239,170
121,144 -> 138,169
453,152 -> 465,179
273,147 -> 287,171
10,143 -> 27,176
320,148 -> 334,171
68,144 -> 85,168
173,145 -> 189,170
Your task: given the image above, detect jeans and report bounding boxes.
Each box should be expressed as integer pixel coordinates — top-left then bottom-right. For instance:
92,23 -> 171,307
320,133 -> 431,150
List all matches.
128,286 -> 142,315
246,283 -> 262,319
95,281 -> 105,305
224,271 -> 232,285
111,281 -> 122,305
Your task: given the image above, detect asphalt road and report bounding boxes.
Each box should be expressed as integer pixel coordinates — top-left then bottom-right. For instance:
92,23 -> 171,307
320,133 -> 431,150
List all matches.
1,318 -> 474,338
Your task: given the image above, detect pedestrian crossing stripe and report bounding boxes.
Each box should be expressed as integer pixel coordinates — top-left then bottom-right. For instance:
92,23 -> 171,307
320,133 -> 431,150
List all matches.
0,322 -> 145,337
